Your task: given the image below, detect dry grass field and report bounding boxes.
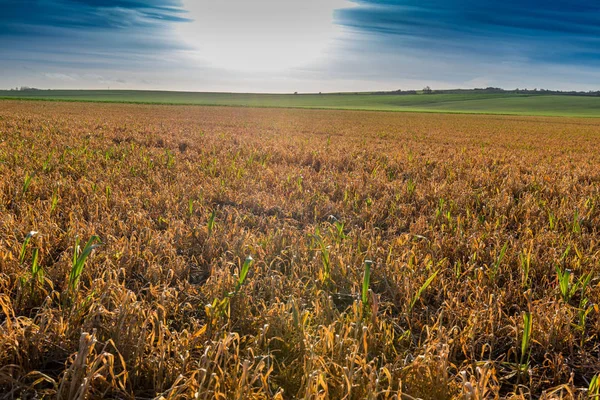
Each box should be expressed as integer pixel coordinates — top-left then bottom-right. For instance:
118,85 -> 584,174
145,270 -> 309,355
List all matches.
1,100 -> 599,399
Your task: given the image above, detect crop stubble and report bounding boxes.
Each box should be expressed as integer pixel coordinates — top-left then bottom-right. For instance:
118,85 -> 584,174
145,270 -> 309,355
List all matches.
0,101 -> 599,398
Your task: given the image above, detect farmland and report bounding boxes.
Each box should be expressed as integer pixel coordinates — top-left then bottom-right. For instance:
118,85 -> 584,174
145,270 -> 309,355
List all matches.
0,100 -> 599,399
2,90 -> 600,117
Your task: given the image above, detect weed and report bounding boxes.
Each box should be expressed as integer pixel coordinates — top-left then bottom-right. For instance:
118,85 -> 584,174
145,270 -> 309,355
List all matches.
362,259 -> 372,308
19,231 -> 37,264
410,268 -> 440,312
548,210 -> 556,230
234,255 -> 254,294
332,219 -> 346,242
207,255 -> 254,326
207,209 -> 216,237
518,248 -> 532,288
188,199 -> 194,217
316,235 -> 331,283
68,236 -> 101,292
31,248 -> 42,285
520,312 -> 532,371
22,172 -> 33,194
490,241 -> 509,280
590,375 -> 599,399
406,178 -> 417,197
572,209 -> 582,234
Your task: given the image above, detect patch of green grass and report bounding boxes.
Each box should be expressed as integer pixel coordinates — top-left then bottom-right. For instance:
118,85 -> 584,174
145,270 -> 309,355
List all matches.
2,90 -> 600,117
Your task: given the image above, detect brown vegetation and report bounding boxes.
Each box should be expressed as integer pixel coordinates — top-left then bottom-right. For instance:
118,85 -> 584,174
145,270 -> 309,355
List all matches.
0,100 -> 599,399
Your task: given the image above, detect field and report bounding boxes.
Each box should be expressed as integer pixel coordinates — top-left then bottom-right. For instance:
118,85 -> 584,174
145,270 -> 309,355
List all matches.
1,100 -> 599,399
2,90 -> 600,117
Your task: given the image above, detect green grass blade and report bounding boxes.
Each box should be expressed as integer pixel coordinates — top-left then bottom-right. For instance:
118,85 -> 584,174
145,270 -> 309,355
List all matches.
31,248 -> 40,280
19,231 -> 38,264
362,260 -> 372,306
235,255 -> 254,293
520,311 -> 532,367
69,235 -> 101,291
207,209 -> 216,237
410,269 -> 440,311
590,375 -> 599,398
556,266 -> 571,302
22,172 -> 33,194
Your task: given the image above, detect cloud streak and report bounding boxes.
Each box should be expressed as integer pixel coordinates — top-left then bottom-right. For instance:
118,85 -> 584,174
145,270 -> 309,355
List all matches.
0,0 -> 189,32
335,0 -> 600,66
0,0 -> 190,70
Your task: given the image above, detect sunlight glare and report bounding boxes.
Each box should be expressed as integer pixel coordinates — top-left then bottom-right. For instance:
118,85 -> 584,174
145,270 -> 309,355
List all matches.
176,0 -> 350,72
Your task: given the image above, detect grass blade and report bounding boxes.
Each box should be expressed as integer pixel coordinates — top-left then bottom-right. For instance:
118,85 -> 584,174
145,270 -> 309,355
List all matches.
410,269 -> 440,311
234,255 -> 254,293
19,231 -> 38,264
362,260 -> 372,306
207,209 -> 216,237
520,311 -> 532,368
590,375 -> 599,399
69,235 -> 101,292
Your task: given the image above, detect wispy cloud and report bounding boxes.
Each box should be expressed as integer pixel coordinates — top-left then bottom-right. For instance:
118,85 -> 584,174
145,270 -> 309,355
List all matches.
0,0 -> 189,33
335,0 -> 600,66
42,72 -> 77,81
0,0 -> 190,68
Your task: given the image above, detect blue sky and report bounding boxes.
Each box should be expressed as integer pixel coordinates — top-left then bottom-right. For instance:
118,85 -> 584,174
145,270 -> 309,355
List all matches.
1,0 -> 599,92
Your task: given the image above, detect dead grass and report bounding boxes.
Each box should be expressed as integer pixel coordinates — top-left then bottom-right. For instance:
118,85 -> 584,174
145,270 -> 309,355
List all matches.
0,100 -> 599,399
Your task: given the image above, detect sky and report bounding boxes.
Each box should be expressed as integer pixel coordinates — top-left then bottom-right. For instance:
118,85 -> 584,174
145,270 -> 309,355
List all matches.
1,0 -> 600,92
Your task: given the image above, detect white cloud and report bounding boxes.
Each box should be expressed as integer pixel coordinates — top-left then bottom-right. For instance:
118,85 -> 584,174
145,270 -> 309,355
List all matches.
42,72 -> 77,81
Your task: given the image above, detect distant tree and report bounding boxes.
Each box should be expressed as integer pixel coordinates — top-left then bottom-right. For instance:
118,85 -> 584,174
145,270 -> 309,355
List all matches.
294,92 -> 298,95
423,86 -> 432,94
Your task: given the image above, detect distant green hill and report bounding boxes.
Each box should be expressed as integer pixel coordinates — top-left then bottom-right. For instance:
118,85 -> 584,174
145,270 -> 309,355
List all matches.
2,90 -> 600,117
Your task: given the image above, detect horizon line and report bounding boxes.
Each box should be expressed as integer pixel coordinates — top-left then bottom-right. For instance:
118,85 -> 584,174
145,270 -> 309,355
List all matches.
3,87 -> 600,95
